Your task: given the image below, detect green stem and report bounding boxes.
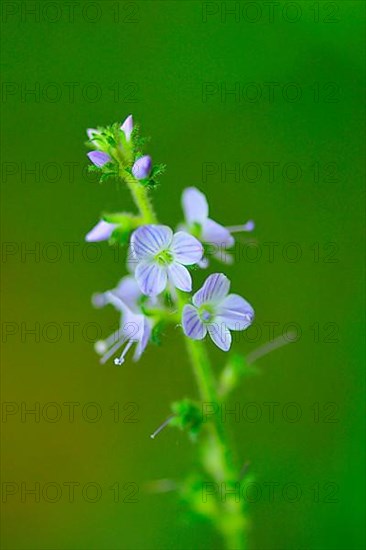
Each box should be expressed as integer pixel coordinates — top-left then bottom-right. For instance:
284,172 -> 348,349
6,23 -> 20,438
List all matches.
183,336 -> 246,550
184,336 -> 235,473
121,173 -> 246,549
123,171 -> 157,224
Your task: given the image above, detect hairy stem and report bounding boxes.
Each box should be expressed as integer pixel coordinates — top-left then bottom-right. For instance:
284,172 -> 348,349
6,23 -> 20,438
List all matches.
122,169 -> 158,224
183,335 -> 246,550
122,172 -> 246,549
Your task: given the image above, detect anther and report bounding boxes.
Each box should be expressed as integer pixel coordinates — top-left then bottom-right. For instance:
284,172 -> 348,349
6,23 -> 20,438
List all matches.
246,333 -> 296,365
226,220 -> 255,233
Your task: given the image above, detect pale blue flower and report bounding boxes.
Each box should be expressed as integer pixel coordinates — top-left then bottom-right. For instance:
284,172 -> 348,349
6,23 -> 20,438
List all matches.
121,114 -> 133,141
132,155 -> 152,179
131,225 -> 203,296
182,273 -> 254,351
85,220 -> 117,242
87,151 -> 111,167
93,277 -> 152,365
181,187 -> 254,264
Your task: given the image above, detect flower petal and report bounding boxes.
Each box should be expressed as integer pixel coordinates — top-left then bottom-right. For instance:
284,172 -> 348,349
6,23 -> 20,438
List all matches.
135,261 -> 167,296
113,275 -> 141,311
131,225 -> 173,260
171,231 -> 203,265
85,220 -> 116,242
104,291 -> 131,316
193,273 -> 230,307
207,323 -> 232,351
132,155 -> 152,179
87,151 -> 111,167
202,218 -> 234,248
121,114 -> 133,141
182,187 -> 209,225
168,262 -> 192,292
126,246 -> 138,274
182,305 -> 207,340
134,318 -> 152,361
216,294 -> 254,331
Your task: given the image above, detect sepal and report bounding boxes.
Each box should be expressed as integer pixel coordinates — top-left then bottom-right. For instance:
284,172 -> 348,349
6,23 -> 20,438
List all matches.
150,320 -> 166,345
108,227 -> 131,246
170,398 -> 203,440
218,353 -> 259,397
180,473 -> 220,523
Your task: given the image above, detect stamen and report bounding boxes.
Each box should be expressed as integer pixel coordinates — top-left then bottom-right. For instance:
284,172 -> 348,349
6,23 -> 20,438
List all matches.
92,292 -> 108,308
156,249 -> 173,266
104,328 -> 123,348
114,339 -> 134,366
99,334 -> 128,365
95,340 -> 107,354
226,220 -> 255,233
202,311 -> 211,322
145,479 -> 178,493
239,460 -> 251,481
150,415 -> 175,439
246,333 -> 296,365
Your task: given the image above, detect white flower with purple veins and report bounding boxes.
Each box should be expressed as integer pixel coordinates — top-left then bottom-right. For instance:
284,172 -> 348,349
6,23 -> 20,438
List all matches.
94,276 -> 152,365
131,225 -> 203,296
181,187 -> 254,264
182,273 -> 254,351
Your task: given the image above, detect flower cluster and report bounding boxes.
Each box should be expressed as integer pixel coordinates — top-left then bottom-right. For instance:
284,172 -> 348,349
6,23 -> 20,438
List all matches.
86,115 -> 255,364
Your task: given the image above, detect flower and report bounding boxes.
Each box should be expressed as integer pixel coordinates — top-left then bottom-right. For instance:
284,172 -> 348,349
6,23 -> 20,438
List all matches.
121,114 -> 133,141
93,277 -> 152,365
130,225 -> 203,296
182,273 -> 254,351
85,220 -> 117,242
87,151 -> 111,167
181,187 -> 254,264
132,155 -> 152,179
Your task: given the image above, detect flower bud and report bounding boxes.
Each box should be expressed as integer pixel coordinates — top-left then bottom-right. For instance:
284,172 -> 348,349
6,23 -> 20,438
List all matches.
132,155 -> 152,180
87,151 -> 111,167
86,128 -> 99,141
121,115 -> 133,141
85,220 -> 117,242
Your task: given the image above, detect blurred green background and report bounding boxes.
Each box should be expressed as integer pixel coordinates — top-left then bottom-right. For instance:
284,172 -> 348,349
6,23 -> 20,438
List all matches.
1,1 -> 365,549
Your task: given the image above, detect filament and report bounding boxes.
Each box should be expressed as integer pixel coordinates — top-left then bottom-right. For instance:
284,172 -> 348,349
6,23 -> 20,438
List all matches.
150,415 -> 175,439
239,461 -> 251,480
99,334 -> 128,365
104,328 -> 123,348
246,333 -> 296,365
114,339 -> 134,365
226,220 -> 255,233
